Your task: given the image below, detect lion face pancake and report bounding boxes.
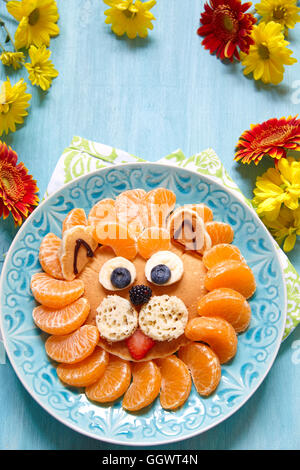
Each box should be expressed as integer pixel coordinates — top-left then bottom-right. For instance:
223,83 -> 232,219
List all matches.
78,243 -> 207,361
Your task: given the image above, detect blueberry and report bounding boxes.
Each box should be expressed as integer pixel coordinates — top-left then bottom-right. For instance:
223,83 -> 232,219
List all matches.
151,264 -> 171,285
111,267 -> 131,289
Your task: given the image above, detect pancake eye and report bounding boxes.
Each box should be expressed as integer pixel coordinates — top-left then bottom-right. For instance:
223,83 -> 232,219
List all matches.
111,267 -> 131,289
99,257 -> 136,291
150,264 -> 171,285
145,251 -> 184,286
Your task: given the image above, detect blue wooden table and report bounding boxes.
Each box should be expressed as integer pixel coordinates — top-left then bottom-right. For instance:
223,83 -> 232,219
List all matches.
0,0 -> 299,450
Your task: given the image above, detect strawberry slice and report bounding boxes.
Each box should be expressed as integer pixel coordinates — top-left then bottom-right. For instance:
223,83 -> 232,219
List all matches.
126,329 -> 155,361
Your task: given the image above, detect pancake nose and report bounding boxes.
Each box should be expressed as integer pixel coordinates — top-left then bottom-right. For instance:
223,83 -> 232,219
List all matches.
128,284 -> 152,307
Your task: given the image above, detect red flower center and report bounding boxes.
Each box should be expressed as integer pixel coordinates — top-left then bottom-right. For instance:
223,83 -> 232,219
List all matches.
198,0 -> 256,61
0,163 -> 25,202
253,125 -> 295,148
212,6 -> 239,39
235,117 -> 300,164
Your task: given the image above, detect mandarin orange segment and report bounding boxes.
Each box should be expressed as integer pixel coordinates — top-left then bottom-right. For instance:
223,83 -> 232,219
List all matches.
144,188 -> 176,228
85,355 -> 131,403
31,273 -> 85,308
57,347 -> 109,387
45,325 -> 99,364
185,316 -> 238,364
115,189 -> 146,220
178,342 -> 221,396
87,199 -> 116,230
62,208 -> 87,233
137,227 -> 171,259
39,233 -> 64,280
94,221 -> 138,260
115,189 -> 146,236
145,187 -> 176,207
205,221 -> 234,246
203,243 -> 245,270
197,288 -> 251,333
32,297 -> 90,335
127,221 -> 145,238
122,360 -> 161,411
156,355 -> 191,410
188,204 -> 214,223
205,260 -> 256,299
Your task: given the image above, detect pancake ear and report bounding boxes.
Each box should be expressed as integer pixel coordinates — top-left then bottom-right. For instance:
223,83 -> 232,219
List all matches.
169,207 -> 210,253
60,226 -> 98,280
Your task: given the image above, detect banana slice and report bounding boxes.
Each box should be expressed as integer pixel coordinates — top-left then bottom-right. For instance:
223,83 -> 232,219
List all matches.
169,207 -> 205,251
145,250 -> 184,286
99,257 -> 136,291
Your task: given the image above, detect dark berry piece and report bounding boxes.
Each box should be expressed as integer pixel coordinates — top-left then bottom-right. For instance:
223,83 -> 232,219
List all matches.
110,267 -> 131,289
151,264 -> 171,285
129,285 -> 152,306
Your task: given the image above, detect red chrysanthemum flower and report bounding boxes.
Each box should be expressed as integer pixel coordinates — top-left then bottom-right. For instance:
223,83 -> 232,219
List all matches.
235,116 -> 300,165
0,141 -> 39,226
197,0 -> 256,61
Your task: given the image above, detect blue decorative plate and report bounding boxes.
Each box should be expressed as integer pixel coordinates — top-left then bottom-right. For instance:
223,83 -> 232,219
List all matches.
0,163 -> 287,446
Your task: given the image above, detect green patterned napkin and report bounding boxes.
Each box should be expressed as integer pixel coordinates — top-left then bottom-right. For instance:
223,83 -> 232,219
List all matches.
46,136 -> 300,340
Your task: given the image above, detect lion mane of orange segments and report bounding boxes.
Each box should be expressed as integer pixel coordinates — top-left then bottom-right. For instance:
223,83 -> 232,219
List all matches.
31,188 -> 256,411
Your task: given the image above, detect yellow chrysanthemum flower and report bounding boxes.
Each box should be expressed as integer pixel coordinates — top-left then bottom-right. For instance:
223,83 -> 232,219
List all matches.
7,0 -> 59,49
263,206 -> 300,252
253,157 -> 300,221
255,0 -> 300,32
241,21 -> 297,84
104,0 -> 156,39
25,45 -> 58,90
0,51 -> 25,70
0,77 -> 31,135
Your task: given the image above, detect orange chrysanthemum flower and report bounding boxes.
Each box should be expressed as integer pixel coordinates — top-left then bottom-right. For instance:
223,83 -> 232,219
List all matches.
0,142 -> 39,226
235,116 -> 300,164
197,0 -> 256,61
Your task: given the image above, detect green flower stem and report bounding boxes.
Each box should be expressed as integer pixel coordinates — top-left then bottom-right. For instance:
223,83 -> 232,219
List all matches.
0,41 -> 5,51
0,17 -> 16,51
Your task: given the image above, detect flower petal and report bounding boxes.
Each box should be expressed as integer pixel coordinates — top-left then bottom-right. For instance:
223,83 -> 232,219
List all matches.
283,233 -> 297,252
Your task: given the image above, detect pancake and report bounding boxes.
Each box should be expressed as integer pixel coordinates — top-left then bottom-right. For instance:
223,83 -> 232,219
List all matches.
98,335 -> 191,362
79,243 -> 207,361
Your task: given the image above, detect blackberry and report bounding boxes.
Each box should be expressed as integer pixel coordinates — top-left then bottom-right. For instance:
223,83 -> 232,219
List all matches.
129,285 -> 152,306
